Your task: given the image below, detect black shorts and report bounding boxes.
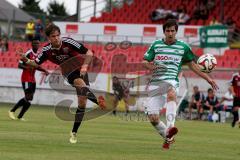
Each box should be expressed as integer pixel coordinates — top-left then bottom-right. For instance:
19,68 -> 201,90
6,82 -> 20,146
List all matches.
191,102 -> 204,109
66,70 -> 89,86
22,82 -> 36,94
202,105 -> 210,110
233,97 -> 240,108
113,90 -> 123,100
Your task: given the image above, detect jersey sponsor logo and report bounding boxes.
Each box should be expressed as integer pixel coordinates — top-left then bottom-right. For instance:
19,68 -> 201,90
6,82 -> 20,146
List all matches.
155,55 -> 181,62
56,55 -> 70,61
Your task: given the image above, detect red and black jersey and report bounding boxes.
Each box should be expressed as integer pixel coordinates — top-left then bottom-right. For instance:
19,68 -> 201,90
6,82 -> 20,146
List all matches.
230,72 -> 240,98
20,49 -> 39,82
35,37 -> 88,66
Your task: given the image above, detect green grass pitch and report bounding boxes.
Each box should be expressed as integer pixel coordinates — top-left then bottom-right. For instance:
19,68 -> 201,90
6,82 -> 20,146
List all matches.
0,103 -> 240,160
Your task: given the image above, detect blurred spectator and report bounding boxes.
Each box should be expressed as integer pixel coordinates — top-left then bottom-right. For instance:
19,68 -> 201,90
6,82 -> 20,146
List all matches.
0,37 -> 3,53
188,86 -> 205,120
192,3 -> 209,25
199,3 -> 209,24
206,0 -> 216,10
150,6 -> 177,22
219,87 -> 234,112
229,69 -> 240,128
125,0 -> 134,5
218,87 -> 234,123
112,76 -> 130,116
0,36 -> 8,53
25,19 -> 35,41
177,5 -> 190,24
224,17 -> 238,41
203,88 -> 220,119
150,6 -> 167,21
209,16 -> 221,25
34,19 -> 44,41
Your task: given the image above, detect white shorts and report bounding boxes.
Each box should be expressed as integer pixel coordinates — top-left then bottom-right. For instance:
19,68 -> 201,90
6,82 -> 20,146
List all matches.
144,80 -> 179,115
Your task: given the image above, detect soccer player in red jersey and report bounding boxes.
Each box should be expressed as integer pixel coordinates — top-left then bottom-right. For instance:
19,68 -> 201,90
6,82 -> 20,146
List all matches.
9,39 -> 49,121
18,24 -> 105,143
230,68 -> 240,127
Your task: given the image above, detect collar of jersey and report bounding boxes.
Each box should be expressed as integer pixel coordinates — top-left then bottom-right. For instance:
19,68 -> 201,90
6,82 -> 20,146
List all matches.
162,38 -> 177,45
31,49 -> 38,56
51,41 -> 62,50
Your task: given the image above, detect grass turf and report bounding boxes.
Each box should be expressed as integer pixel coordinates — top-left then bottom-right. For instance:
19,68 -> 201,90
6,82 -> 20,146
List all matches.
0,103 -> 240,160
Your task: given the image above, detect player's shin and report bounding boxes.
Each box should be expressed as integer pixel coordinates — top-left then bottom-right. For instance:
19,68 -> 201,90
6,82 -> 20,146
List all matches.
150,120 -> 167,138
76,87 -> 98,105
72,107 -> 85,133
17,101 -> 31,119
10,98 -> 26,112
165,101 -> 177,128
148,114 -> 167,138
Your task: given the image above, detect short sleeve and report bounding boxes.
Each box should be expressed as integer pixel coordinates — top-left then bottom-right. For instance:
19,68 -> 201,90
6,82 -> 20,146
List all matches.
63,38 -> 88,54
143,42 -> 155,62
182,43 -> 195,64
19,50 -> 31,64
35,50 -> 47,65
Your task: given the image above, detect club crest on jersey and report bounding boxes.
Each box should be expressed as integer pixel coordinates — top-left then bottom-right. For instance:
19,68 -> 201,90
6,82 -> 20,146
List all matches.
63,47 -> 69,54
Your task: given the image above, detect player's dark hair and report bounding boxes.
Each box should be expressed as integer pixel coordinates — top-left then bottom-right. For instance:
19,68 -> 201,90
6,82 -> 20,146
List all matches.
45,24 -> 60,37
32,37 -> 39,41
207,88 -> 213,93
163,19 -> 178,32
31,38 -> 40,46
113,76 -> 118,80
193,85 -> 199,89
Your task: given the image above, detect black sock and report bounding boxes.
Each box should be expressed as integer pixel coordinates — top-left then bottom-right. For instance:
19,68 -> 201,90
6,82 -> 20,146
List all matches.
11,98 -> 26,112
18,101 -> 31,118
232,111 -> 239,127
72,107 -> 85,133
77,87 -> 99,105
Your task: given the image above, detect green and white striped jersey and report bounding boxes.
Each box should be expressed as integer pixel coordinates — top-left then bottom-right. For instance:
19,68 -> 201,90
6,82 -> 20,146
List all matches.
144,39 -> 195,83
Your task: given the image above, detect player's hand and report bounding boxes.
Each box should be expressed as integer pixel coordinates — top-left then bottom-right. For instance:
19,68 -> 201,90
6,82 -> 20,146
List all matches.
16,47 -> 28,62
80,64 -> 88,76
44,70 -> 49,76
207,78 -> 219,90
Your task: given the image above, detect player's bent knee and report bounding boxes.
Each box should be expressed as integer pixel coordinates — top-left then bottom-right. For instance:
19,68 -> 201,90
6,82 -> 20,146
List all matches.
167,90 -> 176,101
25,94 -> 33,101
148,114 -> 159,123
73,78 -> 86,88
76,87 -> 90,97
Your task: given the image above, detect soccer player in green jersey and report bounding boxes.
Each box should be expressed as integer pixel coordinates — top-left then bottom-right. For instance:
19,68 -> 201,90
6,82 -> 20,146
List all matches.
143,19 -> 218,150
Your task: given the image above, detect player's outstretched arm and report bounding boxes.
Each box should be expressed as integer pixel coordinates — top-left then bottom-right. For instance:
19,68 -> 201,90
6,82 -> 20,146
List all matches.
187,61 -> 219,90
17,47 -> 39,68
36,66 -> 49,75
18,62 -> 30,69
80,50 -> 93,75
